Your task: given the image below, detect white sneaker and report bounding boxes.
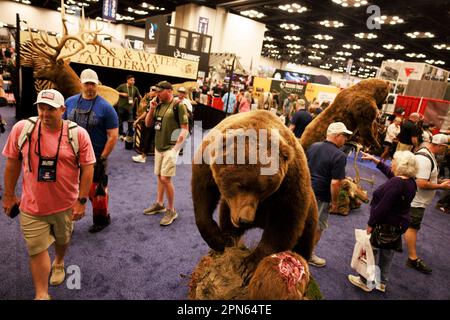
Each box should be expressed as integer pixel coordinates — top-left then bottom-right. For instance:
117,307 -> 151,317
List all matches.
132,155 -> 146,163
348,275 -> 373,292
309,254 -> 326,267
375,282 -> 386,293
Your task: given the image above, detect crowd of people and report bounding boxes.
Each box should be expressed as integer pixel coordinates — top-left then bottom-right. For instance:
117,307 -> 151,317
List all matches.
306,120 -> 450,294
1,69 -> 189,299
1,70 -> 449,300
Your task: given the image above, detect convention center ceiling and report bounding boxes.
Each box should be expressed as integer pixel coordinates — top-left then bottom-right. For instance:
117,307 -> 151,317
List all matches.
11,0 -> 450,75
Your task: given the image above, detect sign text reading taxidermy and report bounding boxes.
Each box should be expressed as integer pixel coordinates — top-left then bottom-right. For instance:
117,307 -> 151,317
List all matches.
20,32 -> 198,79
79,46 -> 177,73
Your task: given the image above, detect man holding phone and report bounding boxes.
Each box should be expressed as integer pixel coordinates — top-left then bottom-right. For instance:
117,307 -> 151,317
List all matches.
2,89 -> 95,300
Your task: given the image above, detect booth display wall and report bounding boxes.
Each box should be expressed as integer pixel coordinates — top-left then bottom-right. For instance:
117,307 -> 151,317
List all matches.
395,95 -> 450,131
305,83 -> 340,104
404,79 -> 447,100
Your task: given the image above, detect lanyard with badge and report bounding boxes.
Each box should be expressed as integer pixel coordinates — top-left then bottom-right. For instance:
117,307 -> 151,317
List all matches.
36,121 -> 63,182
154,100 -> 172,131
127,86 -> 134,105
74,95 -> 96,132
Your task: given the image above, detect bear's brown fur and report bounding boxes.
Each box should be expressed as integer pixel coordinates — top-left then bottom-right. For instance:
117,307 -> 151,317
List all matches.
300,79 -> 389,150
192,110 -> 318,278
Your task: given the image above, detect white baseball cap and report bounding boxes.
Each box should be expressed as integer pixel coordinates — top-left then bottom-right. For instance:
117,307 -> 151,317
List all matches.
327,122 -> 353,136
432,133 -> 449,145
34,89 -> 65,108
80,68 -> 99,84
177,87 -> 186,93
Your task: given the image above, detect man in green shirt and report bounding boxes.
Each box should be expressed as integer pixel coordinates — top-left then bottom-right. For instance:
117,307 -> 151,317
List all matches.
143,81 -> 189,226
116,75 -> 142,140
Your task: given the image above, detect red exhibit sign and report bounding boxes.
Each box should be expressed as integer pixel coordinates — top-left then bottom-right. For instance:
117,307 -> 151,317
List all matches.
404,67 -> 415,77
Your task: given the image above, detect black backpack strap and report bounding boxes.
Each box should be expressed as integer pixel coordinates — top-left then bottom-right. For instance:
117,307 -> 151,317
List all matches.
172,101 -> 181,128
415,149 -> 435,179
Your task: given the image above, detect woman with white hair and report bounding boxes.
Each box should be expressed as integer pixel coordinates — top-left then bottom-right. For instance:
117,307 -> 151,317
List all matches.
348,151 -> 418,293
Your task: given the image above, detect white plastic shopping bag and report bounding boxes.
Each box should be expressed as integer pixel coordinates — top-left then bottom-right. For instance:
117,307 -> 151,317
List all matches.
350,229 -> 376,282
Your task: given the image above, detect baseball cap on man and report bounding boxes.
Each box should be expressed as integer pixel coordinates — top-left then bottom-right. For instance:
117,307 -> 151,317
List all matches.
80,69 -> 99,84
177,87 -> 186,93
34,89 -> 65,108
156,81 -> 173,91
432,133 -> 449,145
327,122 -> 353,136
150,86 -> 157,91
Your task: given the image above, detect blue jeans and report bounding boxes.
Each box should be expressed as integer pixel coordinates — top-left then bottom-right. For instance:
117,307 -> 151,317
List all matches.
361,247 -> 395,285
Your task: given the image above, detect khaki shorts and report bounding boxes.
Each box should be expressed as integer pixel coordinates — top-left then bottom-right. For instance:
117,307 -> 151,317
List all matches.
19,208 -> 74,256
154,149 -> 178,177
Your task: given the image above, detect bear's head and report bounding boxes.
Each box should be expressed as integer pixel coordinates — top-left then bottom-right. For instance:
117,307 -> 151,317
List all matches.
354,78 -> 390,108
208,127 -> 295,228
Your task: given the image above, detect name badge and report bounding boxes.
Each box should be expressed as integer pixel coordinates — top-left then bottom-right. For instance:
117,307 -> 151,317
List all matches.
154,116 -> 162,131
128,97 -> 133,105
38,157 -> 57,182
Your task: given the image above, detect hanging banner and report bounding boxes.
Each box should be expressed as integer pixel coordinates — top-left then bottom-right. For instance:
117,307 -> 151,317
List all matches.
102,0 -> 117,22
198,17 -> 209,34
346,59 -> 353,74
21,32 -> 199,79
144,15 -> 165,46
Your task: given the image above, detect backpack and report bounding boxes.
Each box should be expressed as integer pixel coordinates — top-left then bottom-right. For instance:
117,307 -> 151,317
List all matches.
415,148 -> 435,180
17,116 -> 80,166
172,102 -> 193,134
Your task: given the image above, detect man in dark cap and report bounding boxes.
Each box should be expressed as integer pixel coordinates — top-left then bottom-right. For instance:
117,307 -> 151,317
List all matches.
143,81 -> 189,226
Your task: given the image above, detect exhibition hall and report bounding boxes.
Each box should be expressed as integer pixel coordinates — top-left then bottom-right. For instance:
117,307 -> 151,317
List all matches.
0,0 -> 449,304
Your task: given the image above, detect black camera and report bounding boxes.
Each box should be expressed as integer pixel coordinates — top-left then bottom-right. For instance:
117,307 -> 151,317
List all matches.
9,203 -> 20,219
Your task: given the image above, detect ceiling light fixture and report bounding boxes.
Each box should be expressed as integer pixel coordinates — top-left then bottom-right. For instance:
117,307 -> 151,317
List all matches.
281,23 -> 300,30
343,44 -> 361,49
332,0 -> 368,7
406,31 -> 435,39
425,59 -> 445,65
279,3 -> 308,13
366,52 -> 384,57
241,10 -> 265,18
354,33 -> 377,39
374,15 -> 404,25
383,44 -> 405,50
434,44 -> 450,50
406,53 -> 426,58
313,44 -> 328,49
336,51 -> 352,56
284,35 -> 301,41
314,34 -> 333,40
319,20 -> 344,28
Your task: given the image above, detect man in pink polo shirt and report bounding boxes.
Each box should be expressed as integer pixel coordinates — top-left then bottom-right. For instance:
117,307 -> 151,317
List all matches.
2,89 -> 95,300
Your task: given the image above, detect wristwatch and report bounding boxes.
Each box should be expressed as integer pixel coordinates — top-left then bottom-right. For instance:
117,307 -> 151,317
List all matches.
77,197 -> 88,205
